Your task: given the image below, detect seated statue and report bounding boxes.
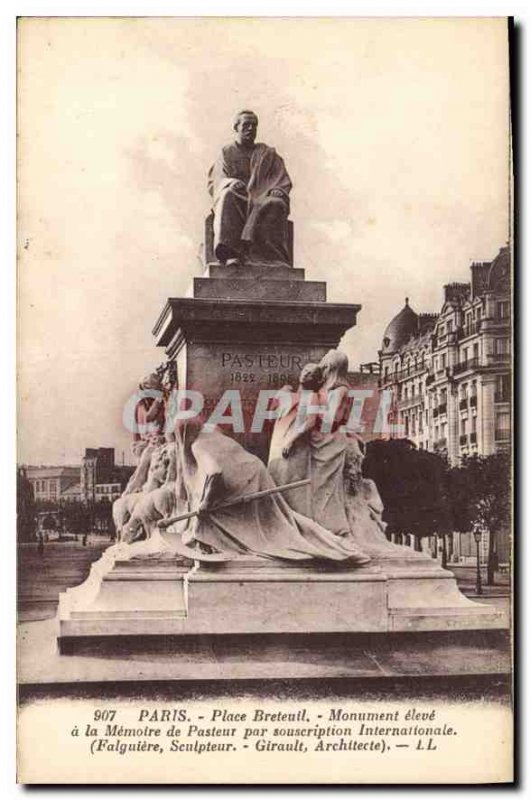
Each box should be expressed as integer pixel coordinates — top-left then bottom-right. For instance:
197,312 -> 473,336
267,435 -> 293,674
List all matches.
208,110 -> 292,267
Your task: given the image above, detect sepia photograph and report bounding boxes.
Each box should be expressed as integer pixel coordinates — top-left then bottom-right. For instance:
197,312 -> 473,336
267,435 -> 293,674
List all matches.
15,14 -> 514,784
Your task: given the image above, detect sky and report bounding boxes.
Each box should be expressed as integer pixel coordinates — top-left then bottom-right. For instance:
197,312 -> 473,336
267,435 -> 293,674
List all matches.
17,17 -> 511,465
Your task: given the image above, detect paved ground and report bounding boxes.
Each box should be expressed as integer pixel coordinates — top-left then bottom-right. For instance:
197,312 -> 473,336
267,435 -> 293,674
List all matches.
18,617 -> 511,694
17,538 -> 112,621
449,564 -> 511,598
16,541 -> 512,701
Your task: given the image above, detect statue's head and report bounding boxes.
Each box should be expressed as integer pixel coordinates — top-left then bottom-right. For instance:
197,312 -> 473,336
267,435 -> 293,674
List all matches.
299,363 -> 323,391
320,349 -> 349,381
233,110 -> 258,147
139,372 -> 162,391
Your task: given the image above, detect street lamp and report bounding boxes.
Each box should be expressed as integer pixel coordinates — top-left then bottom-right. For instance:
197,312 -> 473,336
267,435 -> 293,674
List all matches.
473,525 -> 483,596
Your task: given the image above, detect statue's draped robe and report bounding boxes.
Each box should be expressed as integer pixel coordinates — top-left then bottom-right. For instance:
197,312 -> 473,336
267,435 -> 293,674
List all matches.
179,428 -> 368,563
208,142 -> 292,265
268,384 -> 353,536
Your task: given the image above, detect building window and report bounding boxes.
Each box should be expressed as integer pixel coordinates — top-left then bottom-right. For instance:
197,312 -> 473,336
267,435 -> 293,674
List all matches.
495,374 -> 511,403
495,338 -> 511,355
497,301 -> 510,319
495,411 -> 511,441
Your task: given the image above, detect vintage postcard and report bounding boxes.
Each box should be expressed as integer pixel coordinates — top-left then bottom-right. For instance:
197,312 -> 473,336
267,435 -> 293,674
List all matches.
16,16 -> 514,784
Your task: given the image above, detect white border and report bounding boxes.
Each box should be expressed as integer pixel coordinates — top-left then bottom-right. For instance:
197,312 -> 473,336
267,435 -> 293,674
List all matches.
3,2 -> 527,797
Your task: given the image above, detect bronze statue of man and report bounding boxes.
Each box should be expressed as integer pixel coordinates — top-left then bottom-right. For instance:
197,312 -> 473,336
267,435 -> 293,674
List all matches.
208,110 -> 292,266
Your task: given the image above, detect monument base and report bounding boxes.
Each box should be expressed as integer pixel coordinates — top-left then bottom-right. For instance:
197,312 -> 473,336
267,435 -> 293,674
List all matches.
57,543 -> 508,651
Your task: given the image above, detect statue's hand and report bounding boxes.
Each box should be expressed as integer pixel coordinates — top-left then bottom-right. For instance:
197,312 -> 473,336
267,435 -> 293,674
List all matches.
269,189 -> 285,199
231,180 -> 247,192
197,499 -> 210,519
282,443 -> 293,459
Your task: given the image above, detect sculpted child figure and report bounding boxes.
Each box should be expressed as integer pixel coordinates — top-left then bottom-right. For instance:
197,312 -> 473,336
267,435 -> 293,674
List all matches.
120,442 -> 182,544
123,372 -> 166,496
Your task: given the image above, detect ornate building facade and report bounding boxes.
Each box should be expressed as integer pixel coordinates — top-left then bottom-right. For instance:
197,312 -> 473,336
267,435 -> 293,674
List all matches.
378,246 -> 511,466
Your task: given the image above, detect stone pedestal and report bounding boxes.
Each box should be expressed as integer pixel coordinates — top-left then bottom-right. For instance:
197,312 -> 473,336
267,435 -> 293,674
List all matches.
152,261 -> 360,461
57,546 -> 508,651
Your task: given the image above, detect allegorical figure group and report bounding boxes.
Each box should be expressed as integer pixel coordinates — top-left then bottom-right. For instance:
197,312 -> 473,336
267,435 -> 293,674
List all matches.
113,349 -> 407,567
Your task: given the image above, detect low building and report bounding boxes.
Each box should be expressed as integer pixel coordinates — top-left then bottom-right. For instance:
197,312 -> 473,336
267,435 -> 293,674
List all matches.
94,482 -> 123,502
25,466 -> 80,503
60,483 -> 83,503
24,447 -> 134,506
80,448 -> 133,503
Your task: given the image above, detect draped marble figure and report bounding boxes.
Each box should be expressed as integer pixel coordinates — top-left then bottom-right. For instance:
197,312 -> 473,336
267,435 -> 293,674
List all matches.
208,110 -> 292,266
172,418 -> 370,564
268,350 -> 354,536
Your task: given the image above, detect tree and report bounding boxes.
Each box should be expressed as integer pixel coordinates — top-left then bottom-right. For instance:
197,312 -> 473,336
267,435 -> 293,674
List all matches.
448,452 -> 511,585
94,499 -> 114,536
17,468 -> 36,542
363,439 -> 452,561
63,501 -> 90,536
42,513 -> 57,532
